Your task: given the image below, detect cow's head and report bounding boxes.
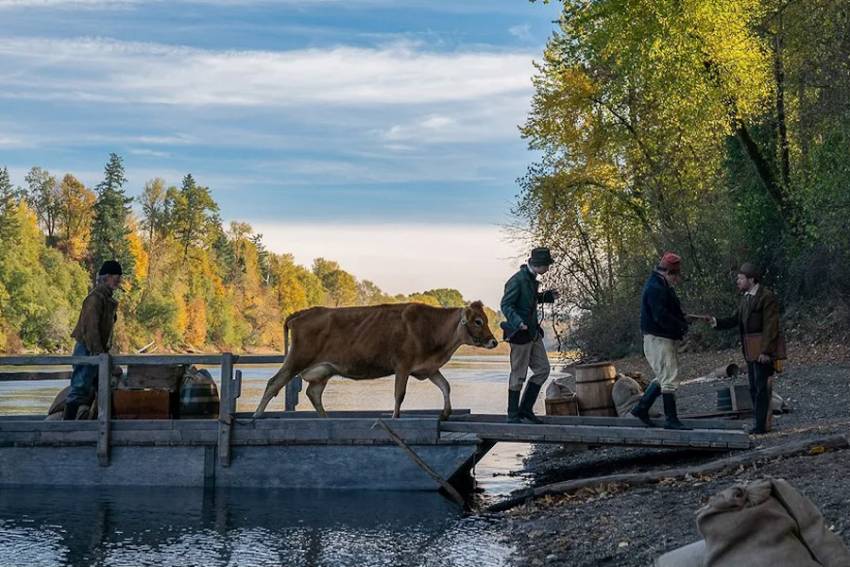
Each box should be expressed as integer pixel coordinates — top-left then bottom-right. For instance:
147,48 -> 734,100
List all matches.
461,301 -> 498,349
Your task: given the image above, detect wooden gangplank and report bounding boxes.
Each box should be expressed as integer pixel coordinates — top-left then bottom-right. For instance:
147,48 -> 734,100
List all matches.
440,416 -> 751,450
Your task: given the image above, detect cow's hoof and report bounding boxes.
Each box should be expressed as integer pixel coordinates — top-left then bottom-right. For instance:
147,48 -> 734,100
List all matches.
439,412 -> 451,421
252,411 -> 264,419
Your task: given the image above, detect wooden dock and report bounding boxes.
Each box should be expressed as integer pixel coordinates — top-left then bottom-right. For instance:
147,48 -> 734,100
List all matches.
0,353 -> 751,491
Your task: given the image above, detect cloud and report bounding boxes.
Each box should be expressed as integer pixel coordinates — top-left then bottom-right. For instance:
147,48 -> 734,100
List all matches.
0,37 -> 536,108
252,222 -> 525,307
508,23 -> 534,43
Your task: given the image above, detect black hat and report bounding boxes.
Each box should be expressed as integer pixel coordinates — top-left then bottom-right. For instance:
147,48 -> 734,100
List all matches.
529,247 -> 554,267
98,260 -> 123,276
738,262 -> 760,280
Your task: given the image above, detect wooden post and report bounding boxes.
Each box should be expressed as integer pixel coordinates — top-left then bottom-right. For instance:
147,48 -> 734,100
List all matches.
97,353 -> 112,466
218,353 -> 234,467
284,376 -> 301,412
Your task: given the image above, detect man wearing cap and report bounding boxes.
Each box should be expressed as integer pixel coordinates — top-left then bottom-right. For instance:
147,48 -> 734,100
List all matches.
63,260 -> 123,420
630,252 -> 690,430
707,263 -> 781,434
500,247 -> 560,423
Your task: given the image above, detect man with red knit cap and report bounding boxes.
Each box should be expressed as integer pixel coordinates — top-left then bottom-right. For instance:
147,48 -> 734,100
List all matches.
630,252 -> 690,429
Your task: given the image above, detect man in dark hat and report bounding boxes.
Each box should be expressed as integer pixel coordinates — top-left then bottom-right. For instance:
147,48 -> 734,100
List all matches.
63,260 -> 123,420
631,252 -> 691,430
707,263 -> 782,434
500,247 -> 560,423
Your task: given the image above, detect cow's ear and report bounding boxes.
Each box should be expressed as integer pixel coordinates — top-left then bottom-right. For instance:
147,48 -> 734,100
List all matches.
469,300 -> 484,310
461,305 -> 471,325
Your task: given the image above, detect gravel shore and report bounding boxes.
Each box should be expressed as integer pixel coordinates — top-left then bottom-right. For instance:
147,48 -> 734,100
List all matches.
484,344 -> 850,567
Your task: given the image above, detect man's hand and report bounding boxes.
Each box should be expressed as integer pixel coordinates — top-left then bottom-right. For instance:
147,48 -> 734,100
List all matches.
757,354 -> 772,365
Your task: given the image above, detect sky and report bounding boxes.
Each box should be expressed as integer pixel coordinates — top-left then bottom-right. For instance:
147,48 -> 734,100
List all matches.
0,0 -> 561,306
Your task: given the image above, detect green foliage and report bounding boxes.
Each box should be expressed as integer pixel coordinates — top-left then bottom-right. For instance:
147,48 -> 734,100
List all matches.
89,153 -> 135,277
518,0 -> 850,357
0,158 -> 492,353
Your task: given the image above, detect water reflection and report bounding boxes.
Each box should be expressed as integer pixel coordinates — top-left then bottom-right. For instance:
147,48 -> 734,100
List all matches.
0,487 -> 511,567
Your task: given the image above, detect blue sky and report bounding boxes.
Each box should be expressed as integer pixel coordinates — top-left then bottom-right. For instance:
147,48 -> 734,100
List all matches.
1,0 -> 561,305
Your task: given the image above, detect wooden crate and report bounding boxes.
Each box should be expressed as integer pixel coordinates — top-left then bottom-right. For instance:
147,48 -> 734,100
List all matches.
545,396 -> 579,416
113,388 -> 172,419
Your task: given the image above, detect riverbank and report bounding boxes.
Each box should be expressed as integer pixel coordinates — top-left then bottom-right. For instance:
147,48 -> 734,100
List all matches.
489,342 -> 850,566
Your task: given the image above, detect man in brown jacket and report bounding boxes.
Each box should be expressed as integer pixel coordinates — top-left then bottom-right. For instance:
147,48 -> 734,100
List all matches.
64,260 -> 122,420
709,263 -> 781,434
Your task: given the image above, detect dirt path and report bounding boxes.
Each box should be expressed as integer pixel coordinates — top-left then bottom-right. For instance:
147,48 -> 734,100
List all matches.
484,346 -> 850,566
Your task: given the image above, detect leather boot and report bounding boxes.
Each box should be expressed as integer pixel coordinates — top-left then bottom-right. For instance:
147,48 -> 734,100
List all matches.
507,389 -> 521,423
662,392 -> 691,430
630,382 -> 661,427
63,401 -> 79,421
518,382 -> 543,424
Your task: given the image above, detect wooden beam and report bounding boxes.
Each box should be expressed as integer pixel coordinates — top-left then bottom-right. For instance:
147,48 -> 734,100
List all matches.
0,356 -> 96,366
439,421 -> 751,450
217,353 -> 234,466
96,353 -> 112,466
0,371 -> 72,382
448,414 -> 744,431
375,419 -> 466,508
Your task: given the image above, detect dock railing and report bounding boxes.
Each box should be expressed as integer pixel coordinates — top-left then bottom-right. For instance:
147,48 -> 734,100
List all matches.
0,353 -> 286,467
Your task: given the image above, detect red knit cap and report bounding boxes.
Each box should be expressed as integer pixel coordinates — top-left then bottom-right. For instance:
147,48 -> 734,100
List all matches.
659,252 -> 682,273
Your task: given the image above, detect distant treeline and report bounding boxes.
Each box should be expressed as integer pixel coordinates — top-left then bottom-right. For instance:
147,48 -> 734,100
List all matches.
517,0 -> 850,357
0,155 -> 498,353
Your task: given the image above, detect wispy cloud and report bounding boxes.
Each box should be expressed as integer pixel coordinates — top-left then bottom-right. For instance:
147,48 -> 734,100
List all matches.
0,37 -> 536,108
508,23 -> 534,43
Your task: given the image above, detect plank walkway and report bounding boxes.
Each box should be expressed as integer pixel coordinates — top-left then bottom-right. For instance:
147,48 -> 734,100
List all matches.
440,416 -> 751,450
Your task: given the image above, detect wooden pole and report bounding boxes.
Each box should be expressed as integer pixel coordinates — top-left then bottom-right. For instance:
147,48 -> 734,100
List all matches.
96,353 -> 112,466
218,353 -> 234,467
374,418 -> 466,508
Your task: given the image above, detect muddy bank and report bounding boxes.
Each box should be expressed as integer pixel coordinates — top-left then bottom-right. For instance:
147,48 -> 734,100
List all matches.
485,347 -> 850,566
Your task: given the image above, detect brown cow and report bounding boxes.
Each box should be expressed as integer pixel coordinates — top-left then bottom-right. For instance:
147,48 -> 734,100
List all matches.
254,301 -> 498,419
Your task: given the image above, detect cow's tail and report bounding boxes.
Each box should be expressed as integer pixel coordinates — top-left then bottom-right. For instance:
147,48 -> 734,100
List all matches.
283,314 -> 294,355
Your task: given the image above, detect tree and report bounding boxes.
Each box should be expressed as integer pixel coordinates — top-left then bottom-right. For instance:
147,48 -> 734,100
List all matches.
140,178 -> 169,277
56,174 -> 95,261
0,167 -> 21,243
24,167 -> 61,244
89,153 -> 134,276
165,173 -> 220,259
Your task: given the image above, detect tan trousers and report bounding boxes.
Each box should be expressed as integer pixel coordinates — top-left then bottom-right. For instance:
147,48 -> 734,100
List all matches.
509,338 -> 550,391
643,334 -> 681,393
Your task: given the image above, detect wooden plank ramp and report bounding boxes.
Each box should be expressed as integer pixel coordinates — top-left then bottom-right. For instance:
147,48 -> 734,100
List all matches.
440,417 -> 751,450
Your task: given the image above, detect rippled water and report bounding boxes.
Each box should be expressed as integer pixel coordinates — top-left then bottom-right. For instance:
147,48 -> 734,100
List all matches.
0,356 -> 565,567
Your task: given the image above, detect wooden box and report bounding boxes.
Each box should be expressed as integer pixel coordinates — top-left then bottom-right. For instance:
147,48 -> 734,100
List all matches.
545,396 -> 579,416
123,364 -> 186,392
113,388 -> 172,419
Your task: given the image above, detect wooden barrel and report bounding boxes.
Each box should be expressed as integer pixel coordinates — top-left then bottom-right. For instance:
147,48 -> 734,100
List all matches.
574,362 -> 617,416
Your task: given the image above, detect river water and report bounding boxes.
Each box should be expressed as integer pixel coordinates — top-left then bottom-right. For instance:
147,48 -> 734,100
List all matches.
0,356 -> 565,567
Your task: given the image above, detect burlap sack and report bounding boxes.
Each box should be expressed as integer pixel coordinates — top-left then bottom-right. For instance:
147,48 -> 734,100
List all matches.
613,375 -> 642,416
697,478 -> 850,567
545,375 -> 574,400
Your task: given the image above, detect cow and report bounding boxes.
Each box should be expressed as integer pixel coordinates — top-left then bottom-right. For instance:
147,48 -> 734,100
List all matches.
253,301 -> 498,420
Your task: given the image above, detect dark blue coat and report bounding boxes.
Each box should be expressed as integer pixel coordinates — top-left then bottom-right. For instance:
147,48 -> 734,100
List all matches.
640,271 -> 688,340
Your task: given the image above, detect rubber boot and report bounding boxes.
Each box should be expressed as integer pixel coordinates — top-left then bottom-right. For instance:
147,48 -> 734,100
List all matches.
518,382 -> 543,424
507,389 -> 521,423
63,401 -> 79,421
630,382 -> 661,427
662,392 -> 691,430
